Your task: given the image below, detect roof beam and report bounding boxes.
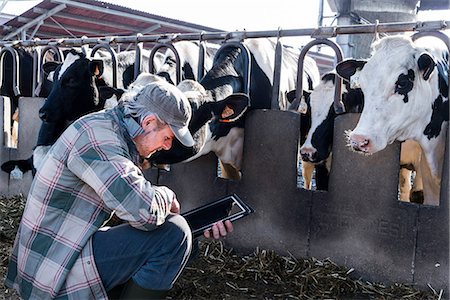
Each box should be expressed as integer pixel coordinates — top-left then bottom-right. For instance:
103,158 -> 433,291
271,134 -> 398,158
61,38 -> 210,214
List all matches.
32,7 -> 143,33
50,0 -> 216,32
18,17 -> 116,36
141,24 -> 162,34
3,3 -> 67,40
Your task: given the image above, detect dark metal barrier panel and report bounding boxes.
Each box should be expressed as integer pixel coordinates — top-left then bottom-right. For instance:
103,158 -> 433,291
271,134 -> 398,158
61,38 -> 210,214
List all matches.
229,109 -> 311,256
310,113 -> 420,285
414,130 -> 449,292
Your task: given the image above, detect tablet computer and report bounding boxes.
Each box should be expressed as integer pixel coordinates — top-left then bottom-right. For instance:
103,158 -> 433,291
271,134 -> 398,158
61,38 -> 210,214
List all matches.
182,194 -> 254,238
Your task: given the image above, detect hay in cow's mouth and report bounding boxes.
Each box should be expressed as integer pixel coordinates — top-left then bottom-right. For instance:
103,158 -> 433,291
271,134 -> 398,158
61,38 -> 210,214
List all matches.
0,195 -> 439,300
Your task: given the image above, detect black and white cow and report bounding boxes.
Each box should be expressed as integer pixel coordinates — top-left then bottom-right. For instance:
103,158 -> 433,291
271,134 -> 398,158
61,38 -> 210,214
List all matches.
150,38 -> 321,180
299,72 -> 424,202
336,35 -> 448,206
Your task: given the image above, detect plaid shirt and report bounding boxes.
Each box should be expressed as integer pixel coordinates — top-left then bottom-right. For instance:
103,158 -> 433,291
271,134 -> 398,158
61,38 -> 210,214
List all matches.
5,106 -> 175,299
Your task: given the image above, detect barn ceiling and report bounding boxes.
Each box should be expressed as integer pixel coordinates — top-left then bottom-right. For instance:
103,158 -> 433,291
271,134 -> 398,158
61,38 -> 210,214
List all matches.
0,0 -> 222,41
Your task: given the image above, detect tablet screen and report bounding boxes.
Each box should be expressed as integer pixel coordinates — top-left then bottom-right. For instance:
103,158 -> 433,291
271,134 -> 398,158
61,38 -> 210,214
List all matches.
182,194 -> 253,238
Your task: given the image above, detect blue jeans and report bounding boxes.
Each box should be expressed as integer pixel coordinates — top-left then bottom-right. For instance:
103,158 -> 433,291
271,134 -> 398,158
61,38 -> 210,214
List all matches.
92,214 -> 192,291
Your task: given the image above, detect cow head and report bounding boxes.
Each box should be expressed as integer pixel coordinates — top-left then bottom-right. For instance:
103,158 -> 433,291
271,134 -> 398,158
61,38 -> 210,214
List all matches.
39,49 -> 104,123
300,73 -> 364,163
149,80 -> 249,169
336,36 -> 444,155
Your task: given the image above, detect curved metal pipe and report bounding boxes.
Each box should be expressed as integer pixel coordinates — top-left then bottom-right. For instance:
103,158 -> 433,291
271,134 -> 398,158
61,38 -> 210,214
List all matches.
0,46 -> 21,96
297,38 -> 344,114
271,39 -> 283,109
214,41 -> 251,98
197,40 -> 206,80
134,34 -> 143,81
35,45 -> 65,96
149,43 -> 181,84
90,43 -> 118,88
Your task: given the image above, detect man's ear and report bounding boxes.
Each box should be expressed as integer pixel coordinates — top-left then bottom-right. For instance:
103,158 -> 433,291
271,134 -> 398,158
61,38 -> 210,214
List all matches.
140,114 -> 157,130
212,93 -> 250,123
336,59 -> 367,81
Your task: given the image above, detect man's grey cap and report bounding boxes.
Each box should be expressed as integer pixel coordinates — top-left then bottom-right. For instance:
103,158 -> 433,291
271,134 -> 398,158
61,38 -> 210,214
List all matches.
135,81 -> 194,147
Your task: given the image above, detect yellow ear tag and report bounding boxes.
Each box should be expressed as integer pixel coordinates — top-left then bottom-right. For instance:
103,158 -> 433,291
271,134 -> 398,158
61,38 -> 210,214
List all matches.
221,105 -> 234,119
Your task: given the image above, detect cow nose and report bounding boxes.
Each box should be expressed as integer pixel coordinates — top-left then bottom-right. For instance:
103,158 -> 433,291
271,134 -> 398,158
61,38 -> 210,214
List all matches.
350,133 -> 371,153
300,147 -> 317,162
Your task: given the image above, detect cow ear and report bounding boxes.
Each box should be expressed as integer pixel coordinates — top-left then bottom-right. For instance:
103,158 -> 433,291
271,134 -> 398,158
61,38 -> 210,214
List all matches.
417,52 -> 436,80
89,60 -> 104,77
214,93 -> 250,123
336,59 -> 366,81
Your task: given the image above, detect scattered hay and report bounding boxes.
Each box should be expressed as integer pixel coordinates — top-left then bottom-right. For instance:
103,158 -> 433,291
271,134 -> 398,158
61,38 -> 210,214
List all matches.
0,195 -> 439,299
169,240 -> 438,299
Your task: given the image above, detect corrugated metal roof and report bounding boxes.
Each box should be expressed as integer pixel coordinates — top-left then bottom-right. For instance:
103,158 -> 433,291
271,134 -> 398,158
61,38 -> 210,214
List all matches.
0,0 -> 222,41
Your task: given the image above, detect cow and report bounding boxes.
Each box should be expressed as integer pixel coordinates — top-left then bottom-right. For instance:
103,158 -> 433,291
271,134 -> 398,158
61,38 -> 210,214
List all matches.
299,72 -> 424,202
150,38 -> 321,180
335,35 -> 448,206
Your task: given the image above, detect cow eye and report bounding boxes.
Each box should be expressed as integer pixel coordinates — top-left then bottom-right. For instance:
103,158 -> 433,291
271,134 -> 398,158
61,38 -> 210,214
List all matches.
395,70 -> 415,95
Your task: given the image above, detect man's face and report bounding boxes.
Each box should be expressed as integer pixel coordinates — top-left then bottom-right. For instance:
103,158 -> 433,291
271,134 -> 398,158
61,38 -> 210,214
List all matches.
133,115 -> 175,158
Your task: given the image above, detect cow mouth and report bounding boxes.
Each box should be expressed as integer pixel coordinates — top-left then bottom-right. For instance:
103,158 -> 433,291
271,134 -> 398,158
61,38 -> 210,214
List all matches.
345,130 -> 373,156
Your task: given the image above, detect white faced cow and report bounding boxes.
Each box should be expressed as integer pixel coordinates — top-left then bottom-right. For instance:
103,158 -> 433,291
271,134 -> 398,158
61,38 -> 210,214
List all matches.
150,38 -> 321,180
336,35 -> 448,206
300,72 -> 424,202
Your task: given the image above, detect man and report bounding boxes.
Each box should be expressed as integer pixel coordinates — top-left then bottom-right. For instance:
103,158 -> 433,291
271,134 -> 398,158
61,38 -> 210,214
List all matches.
5,80 -> 233,299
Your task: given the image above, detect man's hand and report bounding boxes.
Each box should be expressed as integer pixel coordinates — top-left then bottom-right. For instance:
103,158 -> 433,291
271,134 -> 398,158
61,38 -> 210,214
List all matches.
204,220 -> 233,239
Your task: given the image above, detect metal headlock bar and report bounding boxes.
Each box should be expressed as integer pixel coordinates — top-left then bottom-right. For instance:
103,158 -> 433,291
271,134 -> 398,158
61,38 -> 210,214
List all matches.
33,45 -> 65,96
0,46 -> 20,96
297,38 -> 345,114
0,20 -> 449,106
197,38 -> 206,80
3,20 -> 449,48
90,43 -> 118,88
149,43 -> 181,84
271,30 -> 283,110
134,33 -> 143,81
214,41 -> 252,98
